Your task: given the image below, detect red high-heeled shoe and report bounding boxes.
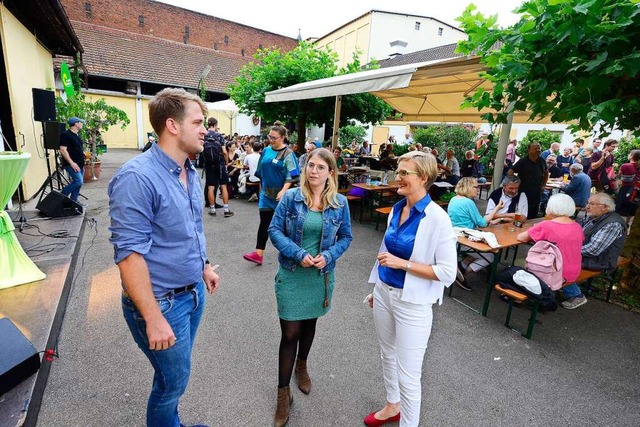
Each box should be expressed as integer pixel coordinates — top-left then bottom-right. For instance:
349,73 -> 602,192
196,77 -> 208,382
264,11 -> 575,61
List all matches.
363,411 -> 401,426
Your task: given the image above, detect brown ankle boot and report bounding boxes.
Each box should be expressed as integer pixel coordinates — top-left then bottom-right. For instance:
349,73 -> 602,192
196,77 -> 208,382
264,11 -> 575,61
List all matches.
274,386 -> 292,427
295,359 -> 311,394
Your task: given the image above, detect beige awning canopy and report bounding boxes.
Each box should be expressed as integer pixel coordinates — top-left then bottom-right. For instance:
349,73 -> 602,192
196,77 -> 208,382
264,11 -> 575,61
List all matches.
265,55 -> 554,188
265,55 -> 550,124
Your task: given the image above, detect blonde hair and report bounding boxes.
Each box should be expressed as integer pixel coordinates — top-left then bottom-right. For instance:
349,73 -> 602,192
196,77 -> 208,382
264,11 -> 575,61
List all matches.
300,148 -> 340,209
397,151 -> 438,190
455,177 -> 477,198
149,88 -> 207,136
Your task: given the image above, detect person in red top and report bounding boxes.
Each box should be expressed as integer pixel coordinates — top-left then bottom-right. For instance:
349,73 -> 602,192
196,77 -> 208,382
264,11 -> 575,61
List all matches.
615,149 -> 640,225
516,193 -> 583,285
588,139 -> 618,193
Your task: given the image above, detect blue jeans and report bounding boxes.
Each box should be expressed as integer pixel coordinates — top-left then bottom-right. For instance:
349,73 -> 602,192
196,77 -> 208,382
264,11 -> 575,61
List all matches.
562,283 -> 583,299
122,280 -> 206,427
61,165 -> 84,202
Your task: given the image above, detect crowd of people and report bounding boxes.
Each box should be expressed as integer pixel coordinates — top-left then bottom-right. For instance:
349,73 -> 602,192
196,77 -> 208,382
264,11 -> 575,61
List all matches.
107,91 -> 634,427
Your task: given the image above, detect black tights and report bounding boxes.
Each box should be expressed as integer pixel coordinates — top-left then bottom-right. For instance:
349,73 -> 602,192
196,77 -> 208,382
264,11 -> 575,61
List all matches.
256,209 -> 274,250
278,318 -> 318,388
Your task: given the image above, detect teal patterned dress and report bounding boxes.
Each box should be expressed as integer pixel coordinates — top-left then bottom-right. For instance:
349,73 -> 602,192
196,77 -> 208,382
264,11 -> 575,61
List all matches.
275,210 -> 335,321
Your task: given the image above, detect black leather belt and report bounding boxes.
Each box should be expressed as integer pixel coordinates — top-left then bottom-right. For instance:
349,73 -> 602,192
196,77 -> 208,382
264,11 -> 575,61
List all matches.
123,283 -> 197,301
161,283 -> 197,298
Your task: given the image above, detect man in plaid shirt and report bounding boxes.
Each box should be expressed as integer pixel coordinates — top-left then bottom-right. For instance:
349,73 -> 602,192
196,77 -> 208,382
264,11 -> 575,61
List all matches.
561,193 -> 627,309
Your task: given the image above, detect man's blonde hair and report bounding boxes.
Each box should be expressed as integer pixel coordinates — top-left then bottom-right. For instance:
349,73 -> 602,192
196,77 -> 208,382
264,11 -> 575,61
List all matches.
149,88 -> 207,136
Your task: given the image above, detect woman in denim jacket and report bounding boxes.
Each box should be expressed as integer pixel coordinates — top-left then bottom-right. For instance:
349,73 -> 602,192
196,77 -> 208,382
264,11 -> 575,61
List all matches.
268,148 -> 352,426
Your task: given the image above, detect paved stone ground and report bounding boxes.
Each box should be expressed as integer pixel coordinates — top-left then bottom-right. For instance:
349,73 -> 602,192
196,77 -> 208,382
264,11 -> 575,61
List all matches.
36,149 -> 640,426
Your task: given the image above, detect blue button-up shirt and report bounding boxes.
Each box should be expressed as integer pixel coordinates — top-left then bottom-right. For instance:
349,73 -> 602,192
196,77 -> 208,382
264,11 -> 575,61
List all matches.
108,144 -> 207,297
379,194 -> 431,288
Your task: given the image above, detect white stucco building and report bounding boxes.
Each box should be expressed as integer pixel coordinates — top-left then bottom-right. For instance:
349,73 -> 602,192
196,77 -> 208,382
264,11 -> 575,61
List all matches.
314,10 -> 466,68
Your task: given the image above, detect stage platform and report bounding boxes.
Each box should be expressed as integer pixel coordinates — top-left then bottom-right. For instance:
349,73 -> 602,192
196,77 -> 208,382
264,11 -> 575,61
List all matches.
0,210 -> 85,427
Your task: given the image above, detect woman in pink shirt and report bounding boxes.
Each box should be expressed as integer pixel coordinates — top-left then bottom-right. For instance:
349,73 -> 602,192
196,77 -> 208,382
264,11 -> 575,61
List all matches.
516,194 -> 583,285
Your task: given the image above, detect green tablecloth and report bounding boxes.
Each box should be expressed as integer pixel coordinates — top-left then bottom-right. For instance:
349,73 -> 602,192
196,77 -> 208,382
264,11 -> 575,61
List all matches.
0,153 -> 46,289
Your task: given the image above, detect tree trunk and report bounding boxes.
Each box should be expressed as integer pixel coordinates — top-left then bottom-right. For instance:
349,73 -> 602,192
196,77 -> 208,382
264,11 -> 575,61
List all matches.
621,213 -> 640,292
296,116 -> 306,153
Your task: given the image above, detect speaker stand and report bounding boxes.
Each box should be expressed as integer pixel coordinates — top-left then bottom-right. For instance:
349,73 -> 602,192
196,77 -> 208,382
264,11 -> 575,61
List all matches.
34,149 -> 87,208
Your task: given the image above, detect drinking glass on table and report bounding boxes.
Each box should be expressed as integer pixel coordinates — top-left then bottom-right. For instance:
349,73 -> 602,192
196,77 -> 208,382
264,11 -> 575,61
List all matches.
514,213 -> 525,227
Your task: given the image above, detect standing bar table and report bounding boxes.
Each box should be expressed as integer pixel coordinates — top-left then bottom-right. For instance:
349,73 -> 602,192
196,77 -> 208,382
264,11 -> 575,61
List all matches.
0,152 -> 46,288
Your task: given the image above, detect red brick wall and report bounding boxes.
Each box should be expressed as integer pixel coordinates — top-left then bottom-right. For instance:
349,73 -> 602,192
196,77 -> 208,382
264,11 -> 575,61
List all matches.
60,0 -> 298,57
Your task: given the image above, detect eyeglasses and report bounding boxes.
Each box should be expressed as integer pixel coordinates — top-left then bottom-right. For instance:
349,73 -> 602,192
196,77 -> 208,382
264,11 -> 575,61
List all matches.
267,134 -> 281,141
395,169 -> 420,177
586,201 -> 604,206
306,162 -> 328,173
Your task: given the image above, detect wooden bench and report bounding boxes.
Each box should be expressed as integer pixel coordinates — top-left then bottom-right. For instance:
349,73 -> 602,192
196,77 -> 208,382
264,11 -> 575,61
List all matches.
346,194 -> 364,221
373,200 -> 450,231
374,206 -> 392,230
494,256 -> 631,339
477,182 -> 492,200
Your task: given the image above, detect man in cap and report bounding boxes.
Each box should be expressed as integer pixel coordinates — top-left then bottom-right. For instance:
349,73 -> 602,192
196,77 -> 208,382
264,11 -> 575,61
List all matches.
59,117 -> 86,202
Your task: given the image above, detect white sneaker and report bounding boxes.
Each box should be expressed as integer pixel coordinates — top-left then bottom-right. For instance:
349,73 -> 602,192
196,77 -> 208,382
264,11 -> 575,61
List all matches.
248,193 -> 258,202
208,207 -> 216,216
561,295 -> 587,310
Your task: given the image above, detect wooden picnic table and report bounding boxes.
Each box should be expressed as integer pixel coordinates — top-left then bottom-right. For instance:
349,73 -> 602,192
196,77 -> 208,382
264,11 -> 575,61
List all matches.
351,181 -> 401,222
455,218 -> 543,316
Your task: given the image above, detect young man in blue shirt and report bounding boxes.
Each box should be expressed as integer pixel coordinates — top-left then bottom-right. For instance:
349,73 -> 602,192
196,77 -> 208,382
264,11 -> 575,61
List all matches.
109,88 -> 219,427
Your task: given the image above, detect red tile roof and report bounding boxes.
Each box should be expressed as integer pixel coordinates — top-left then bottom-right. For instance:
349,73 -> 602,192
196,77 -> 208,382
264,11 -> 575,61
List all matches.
71,21 -> 250,92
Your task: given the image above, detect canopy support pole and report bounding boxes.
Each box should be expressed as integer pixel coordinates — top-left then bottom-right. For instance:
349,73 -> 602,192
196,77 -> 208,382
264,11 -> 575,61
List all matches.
331,95 -> 342,149
492,111 -> 514,191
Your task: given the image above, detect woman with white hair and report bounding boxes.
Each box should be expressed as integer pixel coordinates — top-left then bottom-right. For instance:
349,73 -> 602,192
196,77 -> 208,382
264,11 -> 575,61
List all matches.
298,142 -> 316,169
363,151 -> 457,427
516,193 -> 583,286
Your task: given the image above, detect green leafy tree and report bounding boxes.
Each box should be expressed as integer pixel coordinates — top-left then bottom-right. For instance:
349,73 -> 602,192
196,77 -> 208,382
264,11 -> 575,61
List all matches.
516,129 -> 562,158
456,0 -> 640,136
413,124 -> 477,160
55,92 -> 130,178
228,41 -> 392,150
338,123 -> 367,147
614,136 -> 639,166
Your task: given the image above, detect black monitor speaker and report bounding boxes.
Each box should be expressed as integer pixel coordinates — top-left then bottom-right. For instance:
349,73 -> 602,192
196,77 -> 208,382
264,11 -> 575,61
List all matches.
36,190 -> 83,218
0,318 -> 41,396
43,121 -> 65,150
32,88 -> 56,122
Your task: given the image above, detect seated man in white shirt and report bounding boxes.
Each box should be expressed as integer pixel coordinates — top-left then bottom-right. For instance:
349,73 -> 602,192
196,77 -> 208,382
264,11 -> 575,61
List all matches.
485,175 -> 529,221
240,141 -> 262,201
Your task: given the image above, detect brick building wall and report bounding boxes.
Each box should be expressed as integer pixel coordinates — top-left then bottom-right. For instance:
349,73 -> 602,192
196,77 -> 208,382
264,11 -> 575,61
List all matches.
60,0 -> 297,57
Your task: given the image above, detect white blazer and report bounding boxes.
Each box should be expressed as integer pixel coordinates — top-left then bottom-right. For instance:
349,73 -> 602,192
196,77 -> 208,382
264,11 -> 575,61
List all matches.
368,201 -> 457,305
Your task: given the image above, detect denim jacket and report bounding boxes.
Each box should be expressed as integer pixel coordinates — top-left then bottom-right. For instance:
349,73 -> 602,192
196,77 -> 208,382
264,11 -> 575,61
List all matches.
268,187 -> 352,274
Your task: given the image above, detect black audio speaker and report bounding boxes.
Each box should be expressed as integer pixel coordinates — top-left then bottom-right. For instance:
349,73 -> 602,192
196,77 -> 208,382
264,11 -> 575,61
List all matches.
0,318 -> 41,396
43,121 -> 66,150
36,190 -> 83,218
32,88 -> 56,122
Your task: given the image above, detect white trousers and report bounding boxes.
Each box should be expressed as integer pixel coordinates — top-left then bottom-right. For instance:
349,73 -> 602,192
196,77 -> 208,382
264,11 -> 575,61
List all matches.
373,282 -> 434,427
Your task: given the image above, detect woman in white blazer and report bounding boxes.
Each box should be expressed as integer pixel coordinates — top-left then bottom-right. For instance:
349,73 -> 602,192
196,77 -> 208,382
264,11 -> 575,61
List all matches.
363,151 -> 457,427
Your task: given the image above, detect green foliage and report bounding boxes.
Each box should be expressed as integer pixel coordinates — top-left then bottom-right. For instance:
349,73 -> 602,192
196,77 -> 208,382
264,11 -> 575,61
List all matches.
391,144 -> 410,157
614,136 -> 640,166
228,41 -> 392,149
55,92 -> 130,163
456,0 -> 640,136
412,124 -> 477,160
338,124 -> 367,146
516,128 -> 561,158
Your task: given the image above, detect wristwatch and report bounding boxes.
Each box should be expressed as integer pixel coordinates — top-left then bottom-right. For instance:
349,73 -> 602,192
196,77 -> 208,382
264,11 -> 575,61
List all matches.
405,261 -> 412,271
